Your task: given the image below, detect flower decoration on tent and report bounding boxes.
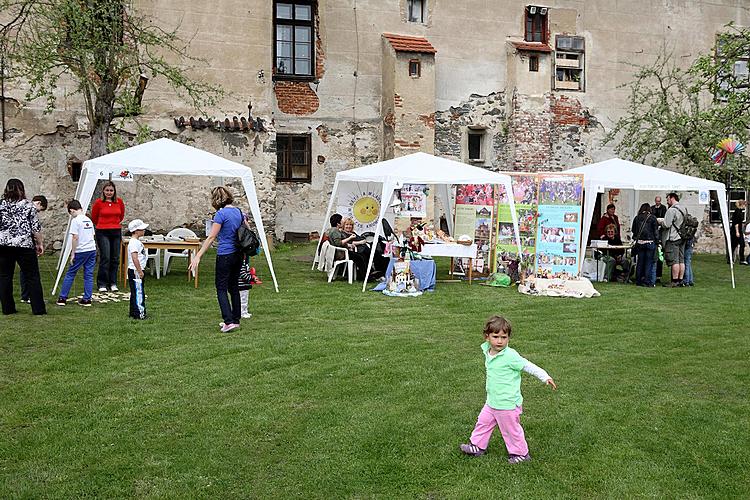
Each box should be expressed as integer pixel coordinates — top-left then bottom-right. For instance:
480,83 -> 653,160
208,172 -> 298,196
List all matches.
709,138 -> 745,166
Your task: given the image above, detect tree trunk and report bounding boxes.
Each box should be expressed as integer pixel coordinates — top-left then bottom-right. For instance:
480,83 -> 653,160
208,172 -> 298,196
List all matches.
89,78 -> 116,158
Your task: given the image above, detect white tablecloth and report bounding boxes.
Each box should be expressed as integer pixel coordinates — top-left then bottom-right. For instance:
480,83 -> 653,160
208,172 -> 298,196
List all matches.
418,243 -> 478,259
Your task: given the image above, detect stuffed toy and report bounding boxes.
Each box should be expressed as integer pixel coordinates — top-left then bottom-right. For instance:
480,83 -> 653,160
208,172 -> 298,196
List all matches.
408,223 -> 426,253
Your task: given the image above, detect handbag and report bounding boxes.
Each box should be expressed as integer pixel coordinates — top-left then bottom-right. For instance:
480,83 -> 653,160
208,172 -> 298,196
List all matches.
235,208 -> 260,256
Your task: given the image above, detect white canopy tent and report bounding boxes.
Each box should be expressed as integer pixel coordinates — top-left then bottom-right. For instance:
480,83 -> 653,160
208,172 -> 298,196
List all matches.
318,152 -> 523,291
52,138 -> 279,293
566,158 -> 735,288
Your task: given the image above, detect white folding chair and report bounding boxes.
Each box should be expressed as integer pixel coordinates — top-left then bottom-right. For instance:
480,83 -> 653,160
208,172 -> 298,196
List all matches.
146,234 -> 163,278
318,240 -> 355,284
163,227 -> 198,275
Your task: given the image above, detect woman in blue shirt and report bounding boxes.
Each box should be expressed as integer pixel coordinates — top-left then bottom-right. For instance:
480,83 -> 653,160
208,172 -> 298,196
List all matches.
190,186 -> 245,333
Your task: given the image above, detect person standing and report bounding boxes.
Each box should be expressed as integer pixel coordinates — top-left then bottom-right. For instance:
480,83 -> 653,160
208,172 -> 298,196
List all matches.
596,203 -> 621,239
730,200 -> 747,265
631,203 -> 659,287
651,196 -> 667,282
91,181 -> 125,292
189,186 -> 244,333
0,179 -> 46,315
127,219 -> 149,320
20,195 -> 48,303
659,192 -> 685,287
56,200 -> 97,306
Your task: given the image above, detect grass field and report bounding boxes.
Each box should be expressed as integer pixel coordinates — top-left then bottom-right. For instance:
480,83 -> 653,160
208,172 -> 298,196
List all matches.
1,245 -> 749,498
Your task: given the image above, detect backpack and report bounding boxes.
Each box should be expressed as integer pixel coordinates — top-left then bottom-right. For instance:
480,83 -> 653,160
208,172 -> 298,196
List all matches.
672,206 -> 698,241
236,208 -> 260,256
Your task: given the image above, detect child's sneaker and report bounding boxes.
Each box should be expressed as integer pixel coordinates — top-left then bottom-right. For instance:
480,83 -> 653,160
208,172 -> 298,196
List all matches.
221,323 -> 240,333
508,454 -> 532,464
78,298 -> 93,307
56,298 -> 67,306
110,284 -> 119,292
98,286 -> 108,292
241,312 -> 253,319
459,443 -> 486,457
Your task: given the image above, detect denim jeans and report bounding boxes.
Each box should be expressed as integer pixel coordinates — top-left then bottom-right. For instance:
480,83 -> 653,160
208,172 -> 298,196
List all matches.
96,228 -> 121,288
635,242 -> 656,286
683,239 -> 694,284
215,252 -> 242,325
60,250 -> 96,300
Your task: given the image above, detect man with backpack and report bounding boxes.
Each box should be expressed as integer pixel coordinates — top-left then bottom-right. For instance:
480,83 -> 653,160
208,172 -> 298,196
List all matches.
658,192 -> 692,287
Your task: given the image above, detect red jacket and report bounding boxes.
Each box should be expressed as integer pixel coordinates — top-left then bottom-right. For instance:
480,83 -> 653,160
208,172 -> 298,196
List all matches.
91,198 -> 125,229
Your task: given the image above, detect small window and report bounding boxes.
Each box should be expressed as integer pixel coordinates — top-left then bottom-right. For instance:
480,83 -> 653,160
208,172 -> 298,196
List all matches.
529,55 -> 539,72
409,59 -> 421,77
274,1 -> 315,79
407,0 -> 425,23
468,130 -> 485,162
525,5 -> 548,43
554,35 -> 585,91
276,134 -> 312,182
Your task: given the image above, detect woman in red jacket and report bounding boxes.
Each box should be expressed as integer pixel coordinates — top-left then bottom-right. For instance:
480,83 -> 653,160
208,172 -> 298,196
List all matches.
91,181 -> 125,291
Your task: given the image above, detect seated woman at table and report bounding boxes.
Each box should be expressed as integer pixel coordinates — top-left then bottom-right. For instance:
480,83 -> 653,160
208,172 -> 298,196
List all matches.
603,223 -> 630,281
330,217 -> 385,280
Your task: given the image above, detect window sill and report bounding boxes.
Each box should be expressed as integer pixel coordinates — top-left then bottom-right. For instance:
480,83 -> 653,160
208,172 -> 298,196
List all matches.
469,158 -> 486,164
276,178 -> 312,184
273,75 -> 317,83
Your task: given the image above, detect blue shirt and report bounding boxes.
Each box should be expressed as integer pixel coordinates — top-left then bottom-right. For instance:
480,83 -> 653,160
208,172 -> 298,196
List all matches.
213,206 -> 243,255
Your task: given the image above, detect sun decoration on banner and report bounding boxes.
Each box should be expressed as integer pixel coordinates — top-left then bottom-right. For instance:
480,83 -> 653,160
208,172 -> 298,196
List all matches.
344,191 -> 381,230
709,138 -> 745,166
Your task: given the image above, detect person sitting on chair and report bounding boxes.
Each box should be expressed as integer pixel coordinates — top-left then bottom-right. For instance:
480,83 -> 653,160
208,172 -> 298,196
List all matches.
603,223 -> 630,281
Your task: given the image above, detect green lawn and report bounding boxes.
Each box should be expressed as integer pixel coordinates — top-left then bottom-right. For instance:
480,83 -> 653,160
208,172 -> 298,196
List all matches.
1,245 -> 749,498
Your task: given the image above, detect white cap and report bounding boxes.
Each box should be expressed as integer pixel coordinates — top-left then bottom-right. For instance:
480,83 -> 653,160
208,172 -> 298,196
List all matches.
128,219 -> 149,232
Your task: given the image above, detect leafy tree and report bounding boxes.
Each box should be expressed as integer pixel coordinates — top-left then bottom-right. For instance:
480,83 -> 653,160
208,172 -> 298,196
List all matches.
0,0 -> 223,157
605,24 -> 750,185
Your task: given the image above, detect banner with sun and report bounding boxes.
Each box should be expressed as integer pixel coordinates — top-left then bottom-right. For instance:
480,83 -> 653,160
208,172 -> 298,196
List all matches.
337,183 -> 382,233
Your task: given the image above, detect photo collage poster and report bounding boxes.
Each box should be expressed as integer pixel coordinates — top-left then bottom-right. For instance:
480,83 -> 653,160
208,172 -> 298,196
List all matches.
534,174 -> 584,279
453,184 -> 494,276
399,184 -> 428,218
494,174 -> 538,282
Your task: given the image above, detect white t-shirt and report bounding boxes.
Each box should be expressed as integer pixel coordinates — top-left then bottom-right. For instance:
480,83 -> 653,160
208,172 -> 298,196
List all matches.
127,238 -> 147,271
70,214 -> 96,252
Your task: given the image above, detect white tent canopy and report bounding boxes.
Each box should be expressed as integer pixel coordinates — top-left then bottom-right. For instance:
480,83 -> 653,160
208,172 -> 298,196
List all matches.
53,138 -> 279,293
566,158 -> 734,287
319,152 -> 523,291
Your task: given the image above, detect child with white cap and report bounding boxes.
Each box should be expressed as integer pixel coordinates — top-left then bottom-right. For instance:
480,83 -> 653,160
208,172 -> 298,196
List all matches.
127,219 -> 149,319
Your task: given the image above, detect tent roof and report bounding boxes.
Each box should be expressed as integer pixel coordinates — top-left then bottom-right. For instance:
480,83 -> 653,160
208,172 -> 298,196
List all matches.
335,152 -> 512,185
566,158 -> 725,192
83,138 -> 250,177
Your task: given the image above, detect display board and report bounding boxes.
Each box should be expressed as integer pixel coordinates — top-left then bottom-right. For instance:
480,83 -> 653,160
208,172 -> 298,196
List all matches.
534,174 -> 584,279
494,174 -> 538,281
454,184 -> 494,275
336,182 -> 382,234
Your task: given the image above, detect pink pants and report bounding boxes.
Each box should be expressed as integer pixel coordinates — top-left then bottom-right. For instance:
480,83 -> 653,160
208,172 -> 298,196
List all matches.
469,404 -> 528,456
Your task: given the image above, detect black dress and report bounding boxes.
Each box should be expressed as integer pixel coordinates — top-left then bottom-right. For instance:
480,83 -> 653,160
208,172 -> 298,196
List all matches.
730,207 -> 745,263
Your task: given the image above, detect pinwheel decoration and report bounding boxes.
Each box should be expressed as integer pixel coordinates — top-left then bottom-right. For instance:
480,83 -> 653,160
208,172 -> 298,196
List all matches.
709,138 -> 745,165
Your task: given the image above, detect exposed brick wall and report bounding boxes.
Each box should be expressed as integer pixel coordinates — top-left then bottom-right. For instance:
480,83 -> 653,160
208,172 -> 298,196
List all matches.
274,81 -> 320,115
315,8 -> 326,80
418,113 -> 435,129
394,93 -> 403,108
550,95 -> 589,127
508,91 -> 553,171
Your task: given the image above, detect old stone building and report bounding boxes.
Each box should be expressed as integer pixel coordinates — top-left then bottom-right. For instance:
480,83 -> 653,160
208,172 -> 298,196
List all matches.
1,0 -> 748,252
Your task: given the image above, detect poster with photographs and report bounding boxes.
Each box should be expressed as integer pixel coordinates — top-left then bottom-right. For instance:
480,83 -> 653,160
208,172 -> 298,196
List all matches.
534,174 -> 584,280
494,174 -> 538,282
454,184 -> 494,276
399,184 -> 428,218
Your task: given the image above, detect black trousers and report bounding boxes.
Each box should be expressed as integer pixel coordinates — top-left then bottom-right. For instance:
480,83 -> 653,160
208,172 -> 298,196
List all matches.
96,228 -> 122,288
731,235 -> 746,262
215,252 -> 242,325
0,246 -> 46,315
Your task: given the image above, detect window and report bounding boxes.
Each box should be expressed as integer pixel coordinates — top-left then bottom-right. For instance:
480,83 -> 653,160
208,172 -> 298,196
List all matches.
467,129 -> 485,162
525,5 -> 548,43
529,55 -> 539,72
554,35 -> 585,91
274,1 -> 315,79
407,0 -> 425,23
276,134 -> 312,182
716,36 -> 749,101
711,188 -> 747,223
409,59 -> 421,77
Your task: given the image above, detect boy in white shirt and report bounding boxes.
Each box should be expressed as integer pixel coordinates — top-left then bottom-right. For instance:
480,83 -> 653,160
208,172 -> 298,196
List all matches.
57,199 -> 97,306
127,219 -> 149,319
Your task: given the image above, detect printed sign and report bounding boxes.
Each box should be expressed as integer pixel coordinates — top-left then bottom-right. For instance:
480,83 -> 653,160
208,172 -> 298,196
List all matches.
454,184 -> 494,276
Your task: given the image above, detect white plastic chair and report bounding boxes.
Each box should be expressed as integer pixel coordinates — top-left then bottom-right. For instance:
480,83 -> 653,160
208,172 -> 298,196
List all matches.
317,240 -> 355,284
146,234 -> 164,278
163,228 -> 198,275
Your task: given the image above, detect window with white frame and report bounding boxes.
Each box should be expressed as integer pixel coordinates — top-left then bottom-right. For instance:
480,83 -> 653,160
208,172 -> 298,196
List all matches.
407,0 -> 425,23
554,35 -> 585,91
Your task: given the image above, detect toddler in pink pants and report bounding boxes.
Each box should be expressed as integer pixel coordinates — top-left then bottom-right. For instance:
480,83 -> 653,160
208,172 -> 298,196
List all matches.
460,315 -> 557,464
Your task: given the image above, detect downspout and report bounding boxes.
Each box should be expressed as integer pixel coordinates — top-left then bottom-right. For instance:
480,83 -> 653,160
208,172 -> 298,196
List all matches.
1,53 -> 6,142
